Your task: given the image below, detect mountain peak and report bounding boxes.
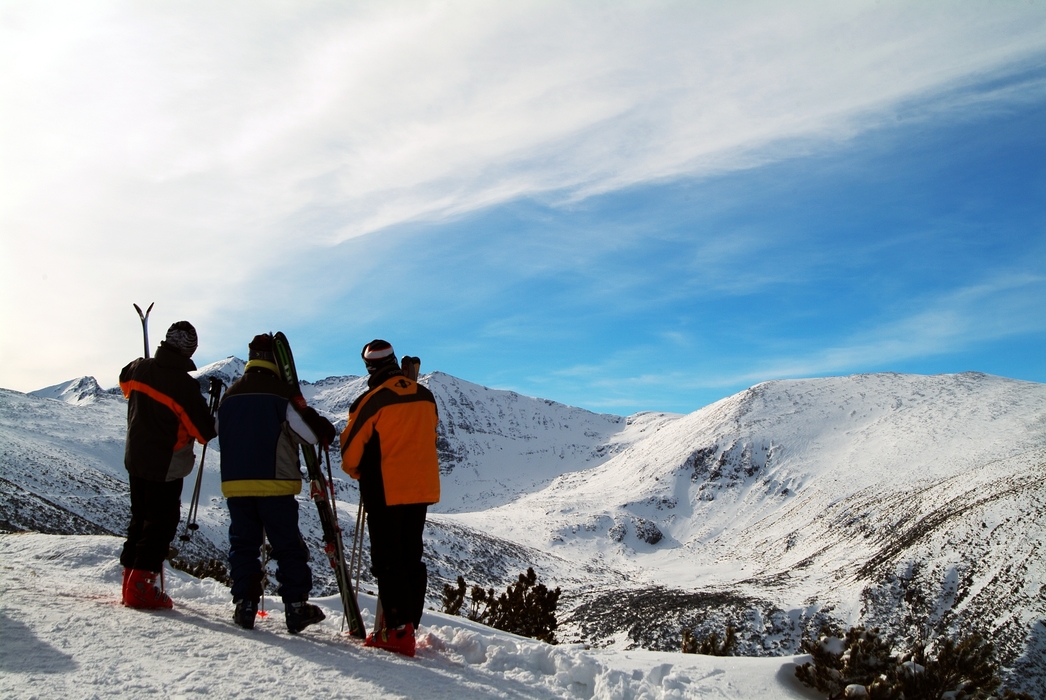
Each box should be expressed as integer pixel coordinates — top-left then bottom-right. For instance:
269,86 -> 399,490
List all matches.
29,376 -> 111,405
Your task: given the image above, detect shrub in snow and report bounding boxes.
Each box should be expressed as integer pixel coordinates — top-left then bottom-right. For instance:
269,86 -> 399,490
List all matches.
170,556 -> 230,585
634,519 -> 663,545
681,625 -> 737,656
794,627 -> 1033,700
441,568 -> 562,645
794,626 -> 896,699
441,575 -> 467,616
892,633 -> 1032,700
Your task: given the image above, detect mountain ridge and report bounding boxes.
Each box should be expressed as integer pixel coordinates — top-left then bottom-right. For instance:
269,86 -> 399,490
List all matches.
2,368 -> 1043,693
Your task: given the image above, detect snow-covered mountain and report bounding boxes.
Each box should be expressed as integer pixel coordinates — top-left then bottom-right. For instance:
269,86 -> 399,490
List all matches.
453,374 -> 1045,672
28,375 -> 121,405
1,368 -> 1042,695
192,359 -> 654,512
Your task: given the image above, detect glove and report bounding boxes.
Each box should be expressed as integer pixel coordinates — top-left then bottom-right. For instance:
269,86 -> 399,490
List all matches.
301,406 -> 337,448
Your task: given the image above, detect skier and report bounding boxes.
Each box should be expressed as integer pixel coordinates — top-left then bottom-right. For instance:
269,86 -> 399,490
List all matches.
119,321 -> 217,609
217,333 -> 337,633
339,339 -> 440,657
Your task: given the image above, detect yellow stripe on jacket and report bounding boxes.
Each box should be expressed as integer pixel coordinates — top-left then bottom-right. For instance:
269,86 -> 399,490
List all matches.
221,478 -> 303,498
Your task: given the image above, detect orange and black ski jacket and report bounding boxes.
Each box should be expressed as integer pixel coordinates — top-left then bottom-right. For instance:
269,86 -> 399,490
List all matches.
339,372 -> 440,508
119,343 -> 217,482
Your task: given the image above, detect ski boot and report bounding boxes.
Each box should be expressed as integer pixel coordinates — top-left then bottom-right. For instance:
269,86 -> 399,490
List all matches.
365,622 -> 416,657
233,598 -> 259,629
285,598 -> 325,634
124,568 -> 173,609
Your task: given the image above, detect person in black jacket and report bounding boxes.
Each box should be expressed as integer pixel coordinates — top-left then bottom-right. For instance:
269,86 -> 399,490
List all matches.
119,321 -> 217,609
218,333 -> 336,633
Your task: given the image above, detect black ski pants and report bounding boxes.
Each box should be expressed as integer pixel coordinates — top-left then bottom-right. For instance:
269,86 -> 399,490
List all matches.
367,502 -> 428,629
120,474 -> 183,573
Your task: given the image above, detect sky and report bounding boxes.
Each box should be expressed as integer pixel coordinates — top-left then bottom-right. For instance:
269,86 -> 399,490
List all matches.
1,1 -> 1044,416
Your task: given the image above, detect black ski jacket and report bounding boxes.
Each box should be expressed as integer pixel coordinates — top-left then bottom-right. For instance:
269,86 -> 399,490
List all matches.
120,342 -> 217,482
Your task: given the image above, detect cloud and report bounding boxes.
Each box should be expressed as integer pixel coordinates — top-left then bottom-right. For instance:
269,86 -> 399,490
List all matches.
510,268 -> 1045,411
1,0 -> 1044,391
719,271 -> 1046,386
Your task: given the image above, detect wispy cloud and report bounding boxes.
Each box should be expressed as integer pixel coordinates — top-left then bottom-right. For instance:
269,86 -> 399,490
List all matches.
1,1 -> 1043,391
508,269 -> 1045,412
707,271 -> 1046,387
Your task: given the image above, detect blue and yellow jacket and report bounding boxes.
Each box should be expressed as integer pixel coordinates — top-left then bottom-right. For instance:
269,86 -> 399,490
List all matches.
217,363 -> 317,498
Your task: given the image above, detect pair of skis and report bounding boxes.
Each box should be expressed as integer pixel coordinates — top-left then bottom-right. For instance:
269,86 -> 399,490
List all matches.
272,332 -> 367,639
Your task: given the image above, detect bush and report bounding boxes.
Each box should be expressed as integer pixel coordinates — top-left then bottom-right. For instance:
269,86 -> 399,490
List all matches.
795,626 -> 895,699
441,575 -> 467,616
169,557 -> 231,585
682,626 -> 737,656
794,626 -> 1033,700
441,568 -> 561,644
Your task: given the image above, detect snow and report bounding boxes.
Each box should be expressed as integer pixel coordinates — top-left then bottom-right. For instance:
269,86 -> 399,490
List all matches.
3,369 -> 1044,694
0,533 -> 820,699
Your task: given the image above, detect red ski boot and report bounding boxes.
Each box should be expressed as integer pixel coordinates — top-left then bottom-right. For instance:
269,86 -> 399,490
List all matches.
124,569 -> 173,609
365,623 -> 416,657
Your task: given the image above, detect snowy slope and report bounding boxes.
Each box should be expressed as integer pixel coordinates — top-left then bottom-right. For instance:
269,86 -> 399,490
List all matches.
0,533 -> 819,700
0,387 -> 129,536
449,373 -> 1046,687
421,371 -> 674,512
291,369 -> 671,513
1,370 -> 1043,695
195,361 -> 661,513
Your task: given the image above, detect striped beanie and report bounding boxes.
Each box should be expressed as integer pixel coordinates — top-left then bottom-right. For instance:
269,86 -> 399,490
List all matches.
165,321 -> 198,358
361,339 -> 397,373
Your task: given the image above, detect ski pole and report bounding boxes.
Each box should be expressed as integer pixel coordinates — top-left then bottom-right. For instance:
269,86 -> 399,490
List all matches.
352,504 -> 381,631
180,376 -> 224,542
258,530 -> 269,619
350,501 -> 366,598
133,302 -> 154,358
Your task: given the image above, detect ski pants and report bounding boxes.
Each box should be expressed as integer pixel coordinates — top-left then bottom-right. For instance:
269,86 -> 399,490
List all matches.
120,474 -> 183,573
366,502 -> 428,629
227,495 -> 312,604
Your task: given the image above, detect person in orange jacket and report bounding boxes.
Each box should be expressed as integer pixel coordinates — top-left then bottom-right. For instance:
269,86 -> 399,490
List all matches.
340,339 -> 439,657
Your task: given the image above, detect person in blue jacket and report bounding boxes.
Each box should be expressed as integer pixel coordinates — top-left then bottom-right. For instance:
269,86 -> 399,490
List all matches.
217,333 -> 336,633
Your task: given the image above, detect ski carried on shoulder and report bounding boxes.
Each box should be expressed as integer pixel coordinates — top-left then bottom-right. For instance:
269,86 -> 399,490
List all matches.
272,331 -> 367,639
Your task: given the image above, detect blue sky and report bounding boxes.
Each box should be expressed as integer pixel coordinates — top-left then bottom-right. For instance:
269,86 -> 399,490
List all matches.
291,89 -> 1046,413
1,2 -> 1044,415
